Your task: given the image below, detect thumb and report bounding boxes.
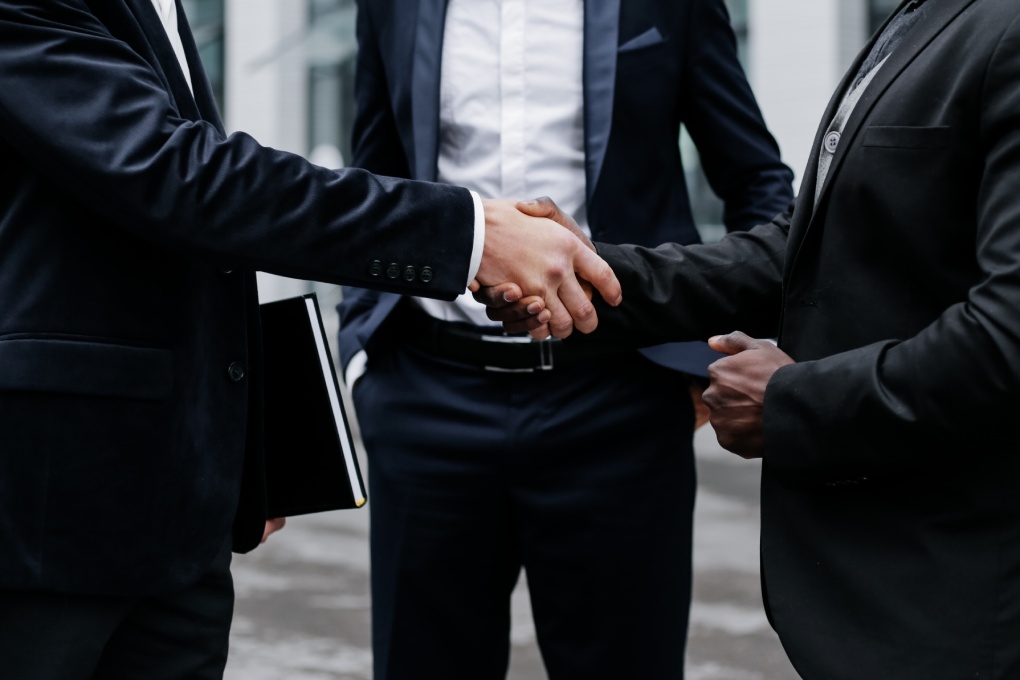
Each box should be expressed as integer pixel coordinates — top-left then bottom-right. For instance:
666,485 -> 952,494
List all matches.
516,196 -> 562,221
517,197 -> 595,251
708,331 -> 757,355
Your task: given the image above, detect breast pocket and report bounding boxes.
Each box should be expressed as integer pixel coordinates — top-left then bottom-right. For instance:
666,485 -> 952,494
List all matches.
861,125 -> 952,150
617,27 -> 670,76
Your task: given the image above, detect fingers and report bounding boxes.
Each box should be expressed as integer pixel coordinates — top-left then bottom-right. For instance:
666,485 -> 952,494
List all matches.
261,517 -> 286,544
573,245 -> 622,307
515,196 -> 559,219
557,275 -> 599,334
708,331 -> 759,356
543,286 -> 575,339
472,282 -> 525,308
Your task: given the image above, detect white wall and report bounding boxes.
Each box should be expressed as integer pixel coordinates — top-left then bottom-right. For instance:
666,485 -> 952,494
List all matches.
748,0 -> 869,191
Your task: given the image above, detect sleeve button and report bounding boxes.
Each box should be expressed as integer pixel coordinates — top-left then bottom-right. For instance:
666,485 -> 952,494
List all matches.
369,260 -> 383,277
386,263 -> 400,279
227,362 -> 246,382
419,266 -> 434,283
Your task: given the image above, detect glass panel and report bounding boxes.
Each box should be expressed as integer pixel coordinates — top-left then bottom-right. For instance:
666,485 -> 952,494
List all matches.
181,0 -> 225,112
305,0 -> 358,165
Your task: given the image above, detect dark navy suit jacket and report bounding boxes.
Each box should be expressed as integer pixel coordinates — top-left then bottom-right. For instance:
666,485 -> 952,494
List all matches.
0,0 -> 475,596
339,0 -> 794,376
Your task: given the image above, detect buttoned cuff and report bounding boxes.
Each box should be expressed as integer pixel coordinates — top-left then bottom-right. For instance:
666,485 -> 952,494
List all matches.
466,190 -> 485,286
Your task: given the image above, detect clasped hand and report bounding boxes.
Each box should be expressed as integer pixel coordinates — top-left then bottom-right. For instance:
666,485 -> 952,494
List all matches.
475,197 -> 796,460
473,197 -> 602,339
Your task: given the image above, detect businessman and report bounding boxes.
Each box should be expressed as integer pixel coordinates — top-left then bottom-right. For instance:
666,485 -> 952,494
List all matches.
0,1 -> 618,678
489,0 -> 1020,677
339,0 -> 792,677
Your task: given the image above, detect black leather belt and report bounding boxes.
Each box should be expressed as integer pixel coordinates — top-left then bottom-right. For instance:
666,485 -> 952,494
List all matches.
391,301 -> 622,372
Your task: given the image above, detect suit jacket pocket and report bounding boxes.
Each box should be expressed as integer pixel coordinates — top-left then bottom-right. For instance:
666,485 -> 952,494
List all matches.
861,125 -> 952,149
0,337 -> 173,401
617,28 -> 669,75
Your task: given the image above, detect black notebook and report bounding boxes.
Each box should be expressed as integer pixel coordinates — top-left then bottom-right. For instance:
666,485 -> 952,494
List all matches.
260,293 -> 367,517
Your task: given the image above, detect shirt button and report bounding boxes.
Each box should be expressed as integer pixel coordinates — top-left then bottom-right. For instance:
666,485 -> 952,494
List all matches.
403,265 -> 417,282
227,362 -> 246,382
369,260 -> 383,277
386,263 -> 400,279
419,266 -> 434,284
824,131 -> 841,154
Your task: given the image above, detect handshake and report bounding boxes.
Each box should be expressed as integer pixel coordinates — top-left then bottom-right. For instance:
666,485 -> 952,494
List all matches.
473,196 -> 621,339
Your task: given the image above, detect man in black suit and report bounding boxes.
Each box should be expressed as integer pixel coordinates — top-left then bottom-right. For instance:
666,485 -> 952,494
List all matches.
339,0 -> 792,677
487,0 -> 1020,677
0,1 -> 618,678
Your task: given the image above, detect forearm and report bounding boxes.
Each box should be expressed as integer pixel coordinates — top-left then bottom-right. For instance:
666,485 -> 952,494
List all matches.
583,217 -> 788,348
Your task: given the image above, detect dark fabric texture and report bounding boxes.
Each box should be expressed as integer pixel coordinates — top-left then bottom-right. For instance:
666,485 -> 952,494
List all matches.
355,335 -> 696,680
0,0 -> 476,596
337,0 -> 794,377
579,0 -> 1020,677
0,538 -> 234,680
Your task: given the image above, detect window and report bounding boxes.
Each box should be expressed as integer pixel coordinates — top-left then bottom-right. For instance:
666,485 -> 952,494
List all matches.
306,0 -> 358,166
181,0 -> 225,112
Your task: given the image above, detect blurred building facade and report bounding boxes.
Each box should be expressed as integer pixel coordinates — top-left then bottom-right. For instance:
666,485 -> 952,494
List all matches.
183,0 -> 900,302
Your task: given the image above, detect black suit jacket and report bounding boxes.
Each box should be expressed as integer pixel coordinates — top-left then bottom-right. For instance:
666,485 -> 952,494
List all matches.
581,0 -> 1020,676
0,0 -> 475,596
338,0 -> 793,376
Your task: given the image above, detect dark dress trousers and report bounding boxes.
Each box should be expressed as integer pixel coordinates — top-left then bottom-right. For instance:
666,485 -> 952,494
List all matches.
578,0 -> 1020,677
0,0 -> 476,600
339,0 -> 793,677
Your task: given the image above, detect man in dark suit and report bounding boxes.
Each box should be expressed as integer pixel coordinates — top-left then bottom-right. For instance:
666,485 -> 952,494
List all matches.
339,0 -> 792,677
489,0 -> 1020,677
0,1 -> 618,677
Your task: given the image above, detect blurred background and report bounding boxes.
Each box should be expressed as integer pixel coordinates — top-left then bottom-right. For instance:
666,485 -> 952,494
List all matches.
176,0 -> 901,676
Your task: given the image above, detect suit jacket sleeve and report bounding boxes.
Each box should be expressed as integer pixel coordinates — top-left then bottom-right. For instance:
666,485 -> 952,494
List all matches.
0,0 -> 472,298
579,208 -> 790,349
337,0 -> 415,370
763,17 -> 1020,479
682,0 -> 794,232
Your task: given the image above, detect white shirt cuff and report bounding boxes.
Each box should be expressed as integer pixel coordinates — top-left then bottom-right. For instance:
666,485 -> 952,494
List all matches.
466,190 -> 485,286
344,350 -> 369,391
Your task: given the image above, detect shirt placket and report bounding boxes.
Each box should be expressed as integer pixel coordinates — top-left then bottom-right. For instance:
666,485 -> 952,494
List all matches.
500,0 -> 527,199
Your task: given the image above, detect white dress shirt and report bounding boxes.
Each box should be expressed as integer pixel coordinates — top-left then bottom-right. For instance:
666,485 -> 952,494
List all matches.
347,0 -> 585,387
416,0 -> 588,327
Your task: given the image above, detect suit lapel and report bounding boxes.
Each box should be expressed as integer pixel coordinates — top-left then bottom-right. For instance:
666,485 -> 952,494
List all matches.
583,0 -> 621,201
124,0 -> 202,121
790,0 -> 978,265
411,0 -> 449,181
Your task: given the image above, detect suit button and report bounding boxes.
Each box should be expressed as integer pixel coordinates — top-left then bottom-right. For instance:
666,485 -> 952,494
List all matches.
227,362 -> 246,382
386,263 -> 400,279
824,131 -> 841,154
403,265 -> 417,282
420,266 -> 434,284
369,260 -> 383,277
